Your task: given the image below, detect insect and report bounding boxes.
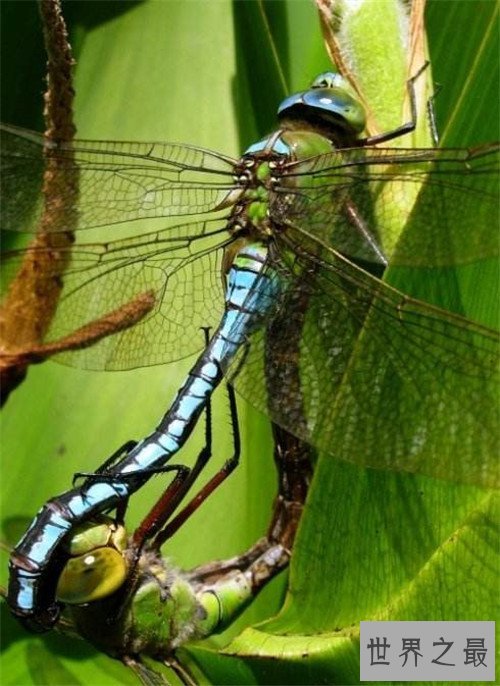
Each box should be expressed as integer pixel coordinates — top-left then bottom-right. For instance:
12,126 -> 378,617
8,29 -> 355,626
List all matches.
14,374 -> 312,684
3,67 -> 499,632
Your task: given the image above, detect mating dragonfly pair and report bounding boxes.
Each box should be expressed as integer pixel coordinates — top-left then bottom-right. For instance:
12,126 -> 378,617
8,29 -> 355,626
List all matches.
2,71 -> 499,640
38,371 -> 312,670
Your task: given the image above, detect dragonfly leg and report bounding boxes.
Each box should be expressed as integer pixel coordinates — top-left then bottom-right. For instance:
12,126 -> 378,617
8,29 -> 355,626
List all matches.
163,656 -> 198,686
185,537 -> 271,583
72,439 -> 138,485
358,62 -> 431,146
131,421 -> 213,551
426,84 -> 441,145
114,497 -> 128,527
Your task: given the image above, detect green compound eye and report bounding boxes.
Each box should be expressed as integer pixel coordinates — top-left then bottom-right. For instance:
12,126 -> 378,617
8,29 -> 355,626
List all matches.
62,516 -> 128,557
56,547 -> 128,604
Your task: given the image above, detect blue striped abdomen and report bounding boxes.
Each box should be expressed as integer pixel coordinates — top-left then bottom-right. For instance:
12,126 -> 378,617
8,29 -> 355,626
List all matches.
8,240 -> 283,630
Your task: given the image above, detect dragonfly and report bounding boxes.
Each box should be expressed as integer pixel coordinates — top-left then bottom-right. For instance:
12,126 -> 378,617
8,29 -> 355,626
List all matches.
3,71 -> 499,632
30,376 -> 313,685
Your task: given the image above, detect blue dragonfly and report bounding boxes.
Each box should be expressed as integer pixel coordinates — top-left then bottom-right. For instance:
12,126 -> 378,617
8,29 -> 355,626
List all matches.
2,72 -> 499,632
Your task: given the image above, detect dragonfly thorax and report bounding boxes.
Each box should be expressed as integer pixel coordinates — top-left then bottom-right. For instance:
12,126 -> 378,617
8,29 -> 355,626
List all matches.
228,151 -> 287,240
230,122 -> 341,242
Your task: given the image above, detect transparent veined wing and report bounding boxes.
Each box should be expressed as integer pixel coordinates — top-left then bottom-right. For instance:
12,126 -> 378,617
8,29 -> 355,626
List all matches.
1,124 -> 240,369
276,143 -> 499,267
227,225 -> 499,488
0,123 -> 239,233
2,219 -> 230,370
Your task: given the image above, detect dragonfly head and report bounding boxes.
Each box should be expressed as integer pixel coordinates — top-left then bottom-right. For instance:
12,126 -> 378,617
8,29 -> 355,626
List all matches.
277,72 -> 366,138
56,515 -> 129,605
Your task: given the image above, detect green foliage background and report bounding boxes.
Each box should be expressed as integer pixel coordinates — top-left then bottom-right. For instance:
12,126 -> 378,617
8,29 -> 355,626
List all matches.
1,1 -> 498,684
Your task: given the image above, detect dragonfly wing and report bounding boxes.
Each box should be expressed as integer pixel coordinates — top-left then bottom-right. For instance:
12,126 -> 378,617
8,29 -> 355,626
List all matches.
0,124 -> 238,233
228,229 -> 499,488
282,144 -> 499,267
273,147 -> 388,266
2,219 -> 229,370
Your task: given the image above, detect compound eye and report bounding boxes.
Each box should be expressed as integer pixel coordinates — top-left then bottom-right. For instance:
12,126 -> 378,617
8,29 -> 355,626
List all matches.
56,547 -> 128,604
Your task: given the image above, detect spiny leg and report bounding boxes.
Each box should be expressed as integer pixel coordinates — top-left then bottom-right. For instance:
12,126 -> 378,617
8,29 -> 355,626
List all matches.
73,440 -> 138,483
